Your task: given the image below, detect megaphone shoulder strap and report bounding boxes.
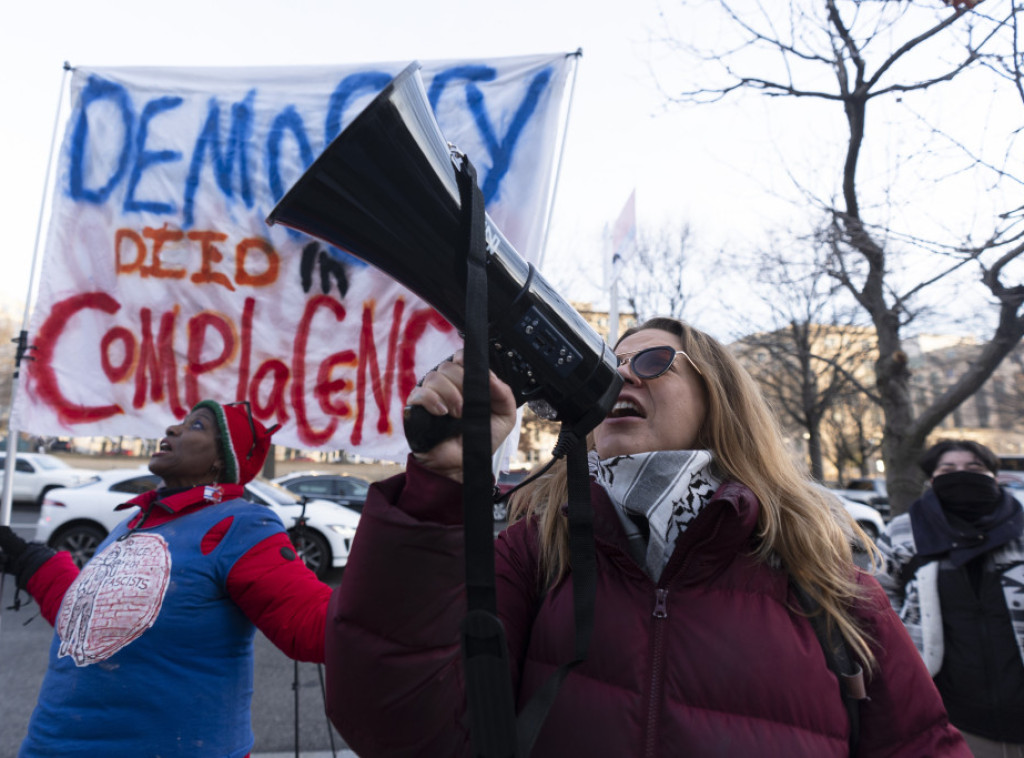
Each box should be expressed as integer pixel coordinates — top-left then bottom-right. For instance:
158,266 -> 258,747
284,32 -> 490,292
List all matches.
515,441 -> 594,755
457,155 -> 517,757
454,155 -> 596,758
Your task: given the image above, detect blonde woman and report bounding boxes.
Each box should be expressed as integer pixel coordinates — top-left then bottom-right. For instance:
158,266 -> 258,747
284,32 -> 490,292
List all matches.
327,317 -> 968,756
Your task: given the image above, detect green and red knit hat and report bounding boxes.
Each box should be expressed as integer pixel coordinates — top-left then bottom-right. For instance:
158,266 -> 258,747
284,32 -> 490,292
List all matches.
192,400 -> 280,484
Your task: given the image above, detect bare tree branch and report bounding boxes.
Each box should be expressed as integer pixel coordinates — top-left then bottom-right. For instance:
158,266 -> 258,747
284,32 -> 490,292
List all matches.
657,0 -> 1024,513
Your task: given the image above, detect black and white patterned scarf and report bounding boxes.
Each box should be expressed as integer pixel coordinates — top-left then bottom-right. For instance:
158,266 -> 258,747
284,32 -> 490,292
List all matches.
590,450 -> 722,581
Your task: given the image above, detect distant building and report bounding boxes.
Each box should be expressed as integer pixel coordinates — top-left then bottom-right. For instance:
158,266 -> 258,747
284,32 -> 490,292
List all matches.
905,334 -> 1024,455
731,324 -> 1024,483
731,324 -> 882,483
570,301 -> 637,343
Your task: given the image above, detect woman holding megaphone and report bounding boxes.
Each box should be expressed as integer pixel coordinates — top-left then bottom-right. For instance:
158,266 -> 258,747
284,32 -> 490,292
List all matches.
326,317 -> 969,757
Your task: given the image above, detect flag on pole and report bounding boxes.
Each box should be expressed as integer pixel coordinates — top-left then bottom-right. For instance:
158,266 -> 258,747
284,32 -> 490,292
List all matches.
609,189 -> 636,283
605,190 -> 635,346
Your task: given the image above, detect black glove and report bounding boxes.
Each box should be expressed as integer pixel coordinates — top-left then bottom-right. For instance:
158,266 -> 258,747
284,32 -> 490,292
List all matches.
0,525 -> 56,590
0,524 -> 26,566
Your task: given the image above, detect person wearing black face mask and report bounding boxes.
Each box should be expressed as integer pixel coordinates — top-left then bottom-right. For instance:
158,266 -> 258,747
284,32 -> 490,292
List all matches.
876,439 -> 1024,758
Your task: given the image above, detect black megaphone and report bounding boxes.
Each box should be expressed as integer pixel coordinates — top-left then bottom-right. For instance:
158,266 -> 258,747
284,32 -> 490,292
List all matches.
266,62 -> 622,450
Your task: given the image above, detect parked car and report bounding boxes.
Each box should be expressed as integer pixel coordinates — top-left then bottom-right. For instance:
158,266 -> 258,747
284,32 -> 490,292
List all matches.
830,477 -> 890,520
835,493 -> 886,544
815,483 -> 885,547
0,453 -> 98,505
998,455 -> 1024,477
34,468 -> 359,579
272,471 -> 370,513
998,472 -> 1024,505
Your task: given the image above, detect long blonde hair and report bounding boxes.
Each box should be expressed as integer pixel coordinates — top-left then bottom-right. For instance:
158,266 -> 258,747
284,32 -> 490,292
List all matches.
509,317 -> 880,670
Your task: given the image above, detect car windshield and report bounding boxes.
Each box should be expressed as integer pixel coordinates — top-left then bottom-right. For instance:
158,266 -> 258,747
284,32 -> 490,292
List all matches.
109,474 -> 161,494
247,477 -> 302,505
22,455 -> 69,470
343,479 -> 370,496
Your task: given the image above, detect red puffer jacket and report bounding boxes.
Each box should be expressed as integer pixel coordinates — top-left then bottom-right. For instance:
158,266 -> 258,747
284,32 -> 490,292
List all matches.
326,458 -> 968,757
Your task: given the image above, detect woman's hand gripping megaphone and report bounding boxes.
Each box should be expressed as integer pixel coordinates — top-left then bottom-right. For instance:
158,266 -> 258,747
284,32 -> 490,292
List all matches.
402,351 -> 519,482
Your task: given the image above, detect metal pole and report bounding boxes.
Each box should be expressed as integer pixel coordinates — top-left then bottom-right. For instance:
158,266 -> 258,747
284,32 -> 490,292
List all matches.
1,62 -> 72,530
535,48 -> 583,271
608,279 -> 620,346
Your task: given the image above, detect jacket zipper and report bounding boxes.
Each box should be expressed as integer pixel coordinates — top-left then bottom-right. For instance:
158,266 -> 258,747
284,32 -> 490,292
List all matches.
653,588 -> 669,619
644,516 -> 725,757
646,588 -> 668,758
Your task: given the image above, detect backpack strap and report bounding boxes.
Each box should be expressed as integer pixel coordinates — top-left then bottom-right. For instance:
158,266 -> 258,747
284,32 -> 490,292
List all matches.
792,582 -> 867,756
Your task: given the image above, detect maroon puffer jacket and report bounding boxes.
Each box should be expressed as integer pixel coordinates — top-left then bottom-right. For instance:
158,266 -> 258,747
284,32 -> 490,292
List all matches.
326,458 -> 968,757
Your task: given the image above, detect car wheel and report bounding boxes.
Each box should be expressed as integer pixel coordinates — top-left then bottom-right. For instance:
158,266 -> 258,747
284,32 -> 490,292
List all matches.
51,524 -> 108,568
288,528 -> 331,580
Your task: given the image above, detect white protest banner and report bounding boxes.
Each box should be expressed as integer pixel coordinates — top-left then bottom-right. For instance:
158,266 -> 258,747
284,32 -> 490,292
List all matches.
13,54 -> 575,461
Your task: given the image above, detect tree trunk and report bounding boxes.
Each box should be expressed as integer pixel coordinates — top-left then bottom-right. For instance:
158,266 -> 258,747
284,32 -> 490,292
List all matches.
872,321 -> 925,515
807,426 -> 824,481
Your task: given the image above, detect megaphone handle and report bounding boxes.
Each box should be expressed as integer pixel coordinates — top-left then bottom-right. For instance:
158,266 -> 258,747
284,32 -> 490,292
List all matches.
403,404 -> 463,453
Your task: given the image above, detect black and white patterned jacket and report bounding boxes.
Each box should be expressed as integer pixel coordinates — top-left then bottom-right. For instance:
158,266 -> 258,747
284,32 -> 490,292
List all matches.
875,510 -> 1024,675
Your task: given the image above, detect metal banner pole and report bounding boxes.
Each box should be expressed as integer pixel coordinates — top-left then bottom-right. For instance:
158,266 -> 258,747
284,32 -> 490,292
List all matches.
535,48 -> 582,271
1,62 -> 72,530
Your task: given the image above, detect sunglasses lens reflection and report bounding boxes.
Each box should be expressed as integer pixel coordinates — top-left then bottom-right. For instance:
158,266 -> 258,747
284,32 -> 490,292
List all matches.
633,348 -> 675,378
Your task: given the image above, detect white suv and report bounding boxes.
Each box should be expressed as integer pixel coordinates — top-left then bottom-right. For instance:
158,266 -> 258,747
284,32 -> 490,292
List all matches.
35,468 -> 359,579
0,453 -> 99,505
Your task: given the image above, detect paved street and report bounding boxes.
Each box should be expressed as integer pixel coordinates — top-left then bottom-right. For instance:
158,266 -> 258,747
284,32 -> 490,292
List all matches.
0,505 -> 356,757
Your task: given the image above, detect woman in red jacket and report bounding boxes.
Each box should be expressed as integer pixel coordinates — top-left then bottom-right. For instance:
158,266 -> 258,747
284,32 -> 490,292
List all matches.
0,399 -> 332,758
327,317 -> 969,757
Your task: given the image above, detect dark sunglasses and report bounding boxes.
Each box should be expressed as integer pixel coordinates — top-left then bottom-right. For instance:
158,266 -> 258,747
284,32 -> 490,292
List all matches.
615,345 -> 703,379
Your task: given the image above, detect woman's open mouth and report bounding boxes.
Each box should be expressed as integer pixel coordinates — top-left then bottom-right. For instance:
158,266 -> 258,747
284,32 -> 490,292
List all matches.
608,400 -> 645,419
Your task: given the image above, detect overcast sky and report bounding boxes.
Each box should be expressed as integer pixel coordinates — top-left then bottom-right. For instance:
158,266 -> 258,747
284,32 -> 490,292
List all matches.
0,0 -> 793,335
8,0 -> 1007,350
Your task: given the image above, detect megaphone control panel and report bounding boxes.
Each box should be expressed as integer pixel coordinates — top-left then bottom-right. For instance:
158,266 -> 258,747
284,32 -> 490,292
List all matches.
515,308 -> 582,379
